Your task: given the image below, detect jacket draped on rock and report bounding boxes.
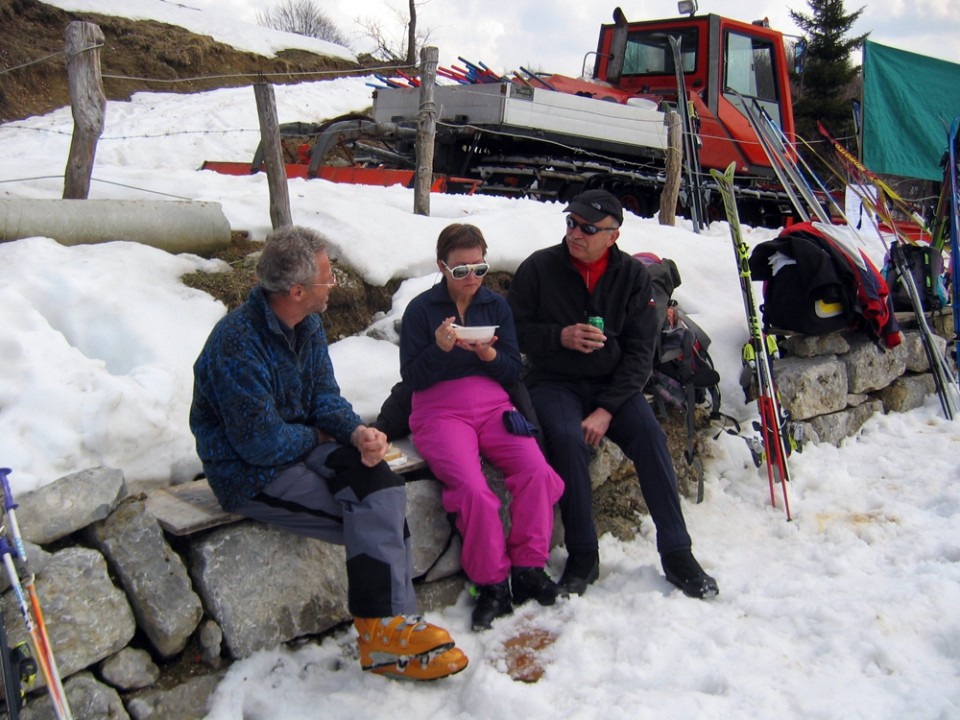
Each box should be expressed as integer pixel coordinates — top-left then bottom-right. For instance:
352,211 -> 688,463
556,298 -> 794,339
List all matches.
190,286 -> 362,511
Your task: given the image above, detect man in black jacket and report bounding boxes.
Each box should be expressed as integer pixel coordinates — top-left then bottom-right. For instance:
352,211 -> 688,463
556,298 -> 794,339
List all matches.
507,190 -> 718,599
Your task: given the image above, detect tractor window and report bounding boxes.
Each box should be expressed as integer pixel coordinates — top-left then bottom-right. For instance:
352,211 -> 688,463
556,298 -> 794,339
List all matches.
723,31 -> 782,125
622,28 -> 697,76
724,32 -> 777,101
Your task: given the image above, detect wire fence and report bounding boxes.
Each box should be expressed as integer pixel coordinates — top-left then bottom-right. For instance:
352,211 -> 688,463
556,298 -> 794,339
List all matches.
0,40 -> 881,208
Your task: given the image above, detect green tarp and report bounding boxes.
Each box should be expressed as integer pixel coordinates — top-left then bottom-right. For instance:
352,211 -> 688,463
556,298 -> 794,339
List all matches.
862,40 -> 960,181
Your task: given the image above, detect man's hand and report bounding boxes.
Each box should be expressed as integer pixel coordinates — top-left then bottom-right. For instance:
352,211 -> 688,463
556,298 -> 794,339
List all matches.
581,407 -> 612,448
351,424 -> 388,467
561,323 -> 607,354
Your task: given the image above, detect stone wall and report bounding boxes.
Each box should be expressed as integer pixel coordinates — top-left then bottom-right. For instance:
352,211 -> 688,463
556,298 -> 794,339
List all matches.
2,327 -> 942,718
773,328 -> 943,446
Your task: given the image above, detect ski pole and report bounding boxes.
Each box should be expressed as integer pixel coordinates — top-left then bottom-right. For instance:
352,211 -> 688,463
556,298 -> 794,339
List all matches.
0,537 -> 69,720
0,470 -> 72,720
711,164 -> 793,519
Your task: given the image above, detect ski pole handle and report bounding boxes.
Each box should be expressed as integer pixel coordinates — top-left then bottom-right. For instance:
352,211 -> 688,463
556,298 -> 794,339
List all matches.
0,469 -> 26,561
0,468 -> 16,512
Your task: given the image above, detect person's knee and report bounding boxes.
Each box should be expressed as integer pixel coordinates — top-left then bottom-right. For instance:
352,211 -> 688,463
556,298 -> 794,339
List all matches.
325,446 -> 404,501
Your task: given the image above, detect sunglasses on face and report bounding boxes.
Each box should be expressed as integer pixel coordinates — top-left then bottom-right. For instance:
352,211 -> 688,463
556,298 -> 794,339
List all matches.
442,261 -> 490,279
566,216 -> 618,236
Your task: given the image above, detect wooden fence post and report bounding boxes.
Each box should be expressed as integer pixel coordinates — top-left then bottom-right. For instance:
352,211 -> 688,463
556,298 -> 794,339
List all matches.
63,21 -> 106,200
659,110 -> 682,226
254,80 -> 293,229
413,46 -> 439,216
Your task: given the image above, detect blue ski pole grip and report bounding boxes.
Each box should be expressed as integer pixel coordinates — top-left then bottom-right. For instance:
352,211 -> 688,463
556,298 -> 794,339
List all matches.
0,535 -> 15,559
0,468 -> 16,511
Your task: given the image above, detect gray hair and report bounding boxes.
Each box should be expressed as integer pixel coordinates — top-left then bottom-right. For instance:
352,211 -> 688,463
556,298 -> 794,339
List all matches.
256,225 -> 330,293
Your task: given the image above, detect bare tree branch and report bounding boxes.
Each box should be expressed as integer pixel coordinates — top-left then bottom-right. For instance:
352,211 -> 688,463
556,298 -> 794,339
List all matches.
257,0 -> 351,48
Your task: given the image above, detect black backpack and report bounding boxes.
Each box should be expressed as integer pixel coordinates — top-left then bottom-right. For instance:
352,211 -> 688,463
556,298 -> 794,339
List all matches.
884,242 -> 946,312
635,254 -> 721,471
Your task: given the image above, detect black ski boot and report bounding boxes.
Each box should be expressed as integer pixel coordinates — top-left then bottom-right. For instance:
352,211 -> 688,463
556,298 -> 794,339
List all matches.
471,580 -> 512,631
559,550 -> 599,596
661,549 -> 719,599
511,567 -> 566,606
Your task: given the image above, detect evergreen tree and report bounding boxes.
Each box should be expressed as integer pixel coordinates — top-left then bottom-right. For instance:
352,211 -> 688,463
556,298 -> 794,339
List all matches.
789,0 -> 868,145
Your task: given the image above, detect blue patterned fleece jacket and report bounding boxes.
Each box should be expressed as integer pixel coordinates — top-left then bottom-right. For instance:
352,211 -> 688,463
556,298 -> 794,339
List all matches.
190,286 -> 363,511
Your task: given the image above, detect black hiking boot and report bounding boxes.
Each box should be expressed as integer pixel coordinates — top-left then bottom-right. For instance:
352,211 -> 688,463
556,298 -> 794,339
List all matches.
471,580 -> 513,631
661,549 -> 719,599
559,550 -> 599,597
511,567 -> 566,606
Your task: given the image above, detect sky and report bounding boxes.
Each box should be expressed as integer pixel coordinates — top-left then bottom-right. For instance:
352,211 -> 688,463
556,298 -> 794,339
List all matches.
43,0 -> 960,75
3,5 -> 960,719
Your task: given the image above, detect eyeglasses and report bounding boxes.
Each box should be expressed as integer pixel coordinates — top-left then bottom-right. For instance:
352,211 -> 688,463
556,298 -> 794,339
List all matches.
306,277 -> 337,288
566,216 -> 619,236
442,261 -> 490,280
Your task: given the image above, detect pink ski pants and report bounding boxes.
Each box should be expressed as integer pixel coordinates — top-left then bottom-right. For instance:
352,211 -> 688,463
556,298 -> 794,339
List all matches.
410,375 -> 563,585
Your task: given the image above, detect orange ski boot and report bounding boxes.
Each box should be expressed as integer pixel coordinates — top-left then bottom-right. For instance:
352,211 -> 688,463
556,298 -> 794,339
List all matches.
354,615 -> 467,680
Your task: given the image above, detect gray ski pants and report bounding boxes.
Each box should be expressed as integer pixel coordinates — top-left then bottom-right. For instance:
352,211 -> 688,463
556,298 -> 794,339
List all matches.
233,442 -> 417,618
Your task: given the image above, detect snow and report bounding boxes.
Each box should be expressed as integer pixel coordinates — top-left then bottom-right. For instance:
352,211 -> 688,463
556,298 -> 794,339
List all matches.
2,6 -> 960,720
39,0 -> 356,62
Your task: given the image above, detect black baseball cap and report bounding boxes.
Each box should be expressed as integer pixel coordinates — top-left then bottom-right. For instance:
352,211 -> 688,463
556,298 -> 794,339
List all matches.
563,189 -> 623,226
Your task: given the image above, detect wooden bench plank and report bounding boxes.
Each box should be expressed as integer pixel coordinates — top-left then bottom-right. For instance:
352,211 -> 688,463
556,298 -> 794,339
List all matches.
145,478 -> 242,536
146,438 -> 428,536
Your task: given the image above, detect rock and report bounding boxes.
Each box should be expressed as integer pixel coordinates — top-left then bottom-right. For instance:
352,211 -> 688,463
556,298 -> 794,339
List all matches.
125,674 -> 222,720
804,399 -> 884,446
772,355 -> 848,420
878,373 -> 937,413
189,523 -> 350,659
16,467 -> 127,545
841,336 -> 907,393
199,619 -> 224,668
3,547 -> 136,684
414,575 -> 468,615
87,499 -> 203,658
21,672 -> 129,720
900,329 -> 948,372
99,648 -> 160,691
405,479 -> 456,578
781,332 -> 851,358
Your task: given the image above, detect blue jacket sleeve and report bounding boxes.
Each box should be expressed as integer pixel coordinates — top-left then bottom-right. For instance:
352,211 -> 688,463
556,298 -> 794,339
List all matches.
197,332 -> 317,468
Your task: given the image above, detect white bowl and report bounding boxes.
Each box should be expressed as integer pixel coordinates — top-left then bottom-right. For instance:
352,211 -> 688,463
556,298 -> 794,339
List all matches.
452,324 -> 498,342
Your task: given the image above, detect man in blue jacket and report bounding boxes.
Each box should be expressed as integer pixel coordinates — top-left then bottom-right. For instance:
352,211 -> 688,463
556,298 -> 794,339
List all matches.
507,190 -> 719,600
190,225 -> 467,680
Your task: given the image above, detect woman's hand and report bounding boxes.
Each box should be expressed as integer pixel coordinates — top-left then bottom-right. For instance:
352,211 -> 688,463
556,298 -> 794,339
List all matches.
435,316 -> 458,352
465,336 -> 498,362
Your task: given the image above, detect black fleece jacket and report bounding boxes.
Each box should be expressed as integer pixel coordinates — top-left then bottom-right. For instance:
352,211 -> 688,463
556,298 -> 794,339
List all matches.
508,239 -> 659,416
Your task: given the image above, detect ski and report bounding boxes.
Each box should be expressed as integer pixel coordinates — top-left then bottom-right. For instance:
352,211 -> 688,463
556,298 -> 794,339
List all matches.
0,469 -> 73,720
947,116 -> 960,384
710,162 -> 793,520
668,35 -> 705,232
818,124 -> 960,418
732,91 -> 812,223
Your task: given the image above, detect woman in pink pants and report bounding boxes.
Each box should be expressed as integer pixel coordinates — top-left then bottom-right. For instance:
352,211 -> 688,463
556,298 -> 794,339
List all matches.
400,223 -> 565,631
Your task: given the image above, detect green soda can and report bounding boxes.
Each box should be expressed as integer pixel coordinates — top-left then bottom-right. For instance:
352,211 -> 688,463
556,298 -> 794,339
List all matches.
587,316 -> 604,332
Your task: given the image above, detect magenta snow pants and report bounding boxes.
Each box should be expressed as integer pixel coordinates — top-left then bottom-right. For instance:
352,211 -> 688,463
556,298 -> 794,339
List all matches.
410,376 -> 563,585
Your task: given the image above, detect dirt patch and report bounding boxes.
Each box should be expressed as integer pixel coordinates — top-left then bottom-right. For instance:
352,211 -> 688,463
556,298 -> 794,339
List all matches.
180,231 -> 399,340
0,0 -> 361,123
